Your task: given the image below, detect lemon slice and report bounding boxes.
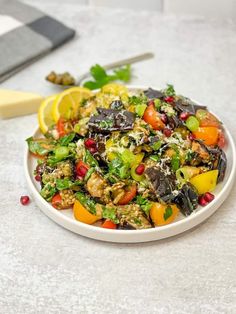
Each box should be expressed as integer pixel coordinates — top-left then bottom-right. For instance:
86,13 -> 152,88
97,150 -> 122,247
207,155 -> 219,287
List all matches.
52,87 -> 93,122
38,95 -> 57,134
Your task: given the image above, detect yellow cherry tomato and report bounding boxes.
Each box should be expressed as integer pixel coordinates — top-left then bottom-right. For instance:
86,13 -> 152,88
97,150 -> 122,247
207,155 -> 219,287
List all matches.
190,170 -> 218,194
73,200 -> 100,225
193,127 -> 219,146
150,203 -> 179,226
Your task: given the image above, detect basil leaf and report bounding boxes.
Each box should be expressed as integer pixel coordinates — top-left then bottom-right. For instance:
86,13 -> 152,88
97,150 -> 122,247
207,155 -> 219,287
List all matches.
163,206 -> 173,221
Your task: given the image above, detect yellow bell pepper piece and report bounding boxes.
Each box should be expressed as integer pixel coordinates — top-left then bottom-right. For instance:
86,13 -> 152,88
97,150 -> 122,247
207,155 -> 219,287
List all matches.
190,170 -> 219,194
73,200 -> 100,225
150,203 -> 179,226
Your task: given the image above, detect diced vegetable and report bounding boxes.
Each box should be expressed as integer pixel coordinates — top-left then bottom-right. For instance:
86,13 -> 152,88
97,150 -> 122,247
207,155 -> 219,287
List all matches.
176,167 -> 200,185
185,116 -> 199,132
190,170 -> 219,194
118,184 -> 137,205
143,103 -> 165,130
55,146 -> 70,160
102,220 -> 117,229
150,203 -> 179,226
73,200 -> 100,224
193,127 -> 219,146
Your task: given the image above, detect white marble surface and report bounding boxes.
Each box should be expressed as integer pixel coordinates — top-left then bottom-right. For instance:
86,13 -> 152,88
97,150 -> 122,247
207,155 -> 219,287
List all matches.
1,2 -> 236,313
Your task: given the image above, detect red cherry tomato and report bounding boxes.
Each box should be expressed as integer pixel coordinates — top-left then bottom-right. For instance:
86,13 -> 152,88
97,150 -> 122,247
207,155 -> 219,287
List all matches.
102,220 -> 117,229
118,184 -> 137,205
56,118 -> 66,138
52,193 -> 62,209
75,160 -> 89,178
143,103 -> 165,130
218,130 -> 226,148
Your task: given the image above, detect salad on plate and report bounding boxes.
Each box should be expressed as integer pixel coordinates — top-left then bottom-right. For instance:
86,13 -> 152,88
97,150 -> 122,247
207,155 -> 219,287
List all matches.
27,83 -> 227,230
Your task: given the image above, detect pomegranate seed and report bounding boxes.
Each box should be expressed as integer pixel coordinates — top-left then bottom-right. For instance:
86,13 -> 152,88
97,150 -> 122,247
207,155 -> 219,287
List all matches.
204,192 -> 215,203
188,133 -> 196,141
135,164 -> 145,175
84,138 -> 96,149
161,114 -> 168,124
77,165 -> 88,177
35,174 -> 41,182
198,195 -> 208,206
89,146 -> 97,154
20,195 -> 30,205
180,112 -> 190,121
163,128 -> 172,137
165,96 -> 174,103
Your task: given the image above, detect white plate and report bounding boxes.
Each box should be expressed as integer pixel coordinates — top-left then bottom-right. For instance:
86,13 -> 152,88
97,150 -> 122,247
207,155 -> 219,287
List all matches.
24,86 -> 236,243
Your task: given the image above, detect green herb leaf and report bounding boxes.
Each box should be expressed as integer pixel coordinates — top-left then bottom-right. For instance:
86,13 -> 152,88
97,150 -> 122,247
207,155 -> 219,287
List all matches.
164,84 -> 175,96
40,183 -> 57,201
58,133 -> 75,146
26,137 -> 55,156
163,205 -> 173,221
108,157 -> 130,179
113,65 -> 131,82
83,64 -> 132,90
76,192 -> 97,215
135,195 -> 152,216
83,149 -> 98,167
102,206 -> 119,224
56,178 -> 74,190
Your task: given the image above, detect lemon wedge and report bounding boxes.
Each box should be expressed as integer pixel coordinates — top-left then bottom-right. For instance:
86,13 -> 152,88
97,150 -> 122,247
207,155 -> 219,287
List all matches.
38,95 -> 57,134
52,87 -> 93,122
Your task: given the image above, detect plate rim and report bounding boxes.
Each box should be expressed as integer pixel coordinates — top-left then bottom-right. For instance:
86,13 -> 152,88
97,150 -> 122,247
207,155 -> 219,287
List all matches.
24,85 -> 236,242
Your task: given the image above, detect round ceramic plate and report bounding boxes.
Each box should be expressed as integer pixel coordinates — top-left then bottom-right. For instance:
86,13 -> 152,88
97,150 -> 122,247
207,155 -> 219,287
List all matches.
24,86 -> 236,243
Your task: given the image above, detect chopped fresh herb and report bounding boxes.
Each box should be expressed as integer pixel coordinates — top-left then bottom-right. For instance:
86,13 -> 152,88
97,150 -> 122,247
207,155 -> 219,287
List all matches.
150,155 -> 160,162
164,84 -> 175,97
128,94 -> 147,106
163,205 -> 173,220
154,99 -> 161,110
40,183 -> 57,201
171,153 -> 180,171
102,206 -> 119,224
98,119 -> 113,129
108,157 -> 130,179
83,149 -> 98,167
133,217 -> 142,225
84,167 -> 95,181
58,133 -> 75,146
135,195 -> 152,216
152,140 -> 162,151
56,178 -> 73,190
76,192 -> 97,215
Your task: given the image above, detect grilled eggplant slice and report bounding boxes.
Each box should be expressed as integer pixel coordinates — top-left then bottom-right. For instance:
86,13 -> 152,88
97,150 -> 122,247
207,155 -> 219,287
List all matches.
88,108 -> 135,133
144,88 -> 164,100
145,167 -> 177,203
174,183 -> 198,216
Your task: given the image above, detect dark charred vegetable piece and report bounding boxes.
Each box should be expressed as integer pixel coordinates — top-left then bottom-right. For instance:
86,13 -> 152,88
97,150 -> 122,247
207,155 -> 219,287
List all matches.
174,183 -> 198,216
207,147 -> 227,183
88,108 -> 135,133
175,97 -> 206,115
145,167 -> 177,203
144,88 -> 164,100
189,140 -> 211,166
167,115 -> 182,129
117,204 -> 152,229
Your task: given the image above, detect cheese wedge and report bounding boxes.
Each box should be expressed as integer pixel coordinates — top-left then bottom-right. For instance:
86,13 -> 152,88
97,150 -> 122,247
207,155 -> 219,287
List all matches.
0,89 -> 44,119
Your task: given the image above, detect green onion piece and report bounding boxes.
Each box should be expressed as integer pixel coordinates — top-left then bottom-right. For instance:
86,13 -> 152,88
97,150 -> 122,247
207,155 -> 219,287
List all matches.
54,146 -> 69,160
185,116 -> 199,132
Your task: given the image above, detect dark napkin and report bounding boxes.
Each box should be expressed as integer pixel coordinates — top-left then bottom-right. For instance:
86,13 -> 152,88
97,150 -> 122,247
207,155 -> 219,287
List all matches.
0,0 -> 75,82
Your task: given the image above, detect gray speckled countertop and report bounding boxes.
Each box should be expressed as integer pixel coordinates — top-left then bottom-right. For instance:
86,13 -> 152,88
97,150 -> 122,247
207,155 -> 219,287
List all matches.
1,2 -> 236,313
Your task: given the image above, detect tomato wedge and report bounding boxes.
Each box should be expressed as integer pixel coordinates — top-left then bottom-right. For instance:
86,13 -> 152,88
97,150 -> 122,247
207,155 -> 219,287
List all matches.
75,160 -> 89,178
193,127 -> 219,146
102,220 -> 117,229
118,184 -> 137,205
143,103 -> 165,130
196,109 -> 221,128
56,118 -> 66,138
52,193 -> 62,209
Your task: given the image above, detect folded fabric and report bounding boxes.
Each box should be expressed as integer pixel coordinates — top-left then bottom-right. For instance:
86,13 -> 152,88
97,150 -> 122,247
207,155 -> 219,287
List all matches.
0,0 -> 75,83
